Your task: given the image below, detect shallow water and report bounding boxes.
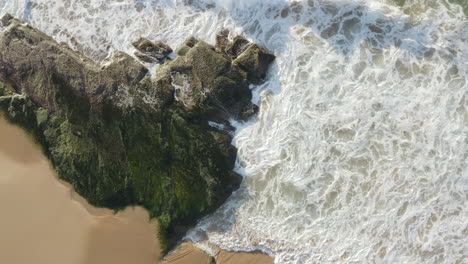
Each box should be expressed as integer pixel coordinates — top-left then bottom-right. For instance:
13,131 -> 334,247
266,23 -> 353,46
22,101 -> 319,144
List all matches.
1,0 -> 466,263
0,117 -> 159,264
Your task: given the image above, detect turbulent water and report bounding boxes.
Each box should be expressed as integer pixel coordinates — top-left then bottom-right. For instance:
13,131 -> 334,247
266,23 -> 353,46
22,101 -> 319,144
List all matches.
1,0 -> 467,263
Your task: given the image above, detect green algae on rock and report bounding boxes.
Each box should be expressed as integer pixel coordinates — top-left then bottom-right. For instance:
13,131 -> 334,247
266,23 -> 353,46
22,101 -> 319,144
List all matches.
0,14 -> 275,252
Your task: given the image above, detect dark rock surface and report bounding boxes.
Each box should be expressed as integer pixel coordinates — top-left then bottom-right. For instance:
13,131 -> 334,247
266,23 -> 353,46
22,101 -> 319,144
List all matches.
0,14 -> 274,252
132,37 -> 173,64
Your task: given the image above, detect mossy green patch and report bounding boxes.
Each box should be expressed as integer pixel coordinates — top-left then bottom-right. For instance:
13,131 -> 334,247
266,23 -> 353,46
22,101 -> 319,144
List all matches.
0,15 -> 274,254
0,80 -> 15,96
0,86 -> 238,253
35,108 -> 48,126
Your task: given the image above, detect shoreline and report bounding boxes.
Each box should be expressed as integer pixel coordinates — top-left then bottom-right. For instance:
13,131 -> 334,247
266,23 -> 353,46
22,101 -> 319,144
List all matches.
162,242 -> 274,264
0,116 -> 160,264
62,169 -> 275,264
0,115 -> 273,264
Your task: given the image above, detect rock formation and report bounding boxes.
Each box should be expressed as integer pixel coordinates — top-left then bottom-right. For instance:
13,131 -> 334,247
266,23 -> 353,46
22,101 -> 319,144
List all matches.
0,14 -> 274,252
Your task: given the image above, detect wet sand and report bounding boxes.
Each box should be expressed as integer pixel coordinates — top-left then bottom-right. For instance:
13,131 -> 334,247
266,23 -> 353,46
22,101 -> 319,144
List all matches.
0,117 -> 160,264
0,115 -> 274,264
161,242 -> 214,264
216,250 -> 274,264
162,242 -> 275,264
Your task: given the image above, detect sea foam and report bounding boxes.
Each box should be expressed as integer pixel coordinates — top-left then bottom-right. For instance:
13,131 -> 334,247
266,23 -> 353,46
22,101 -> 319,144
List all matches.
1,0 -> 466,263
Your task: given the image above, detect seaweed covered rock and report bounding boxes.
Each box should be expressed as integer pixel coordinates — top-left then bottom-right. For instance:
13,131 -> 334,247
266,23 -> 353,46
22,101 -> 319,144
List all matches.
0,14 -> 275,252
132,37 -> 173,64
176,37 -> 199,56
225,36 -> 251,58
160,34 -> 275,123
216,32 -> 275,85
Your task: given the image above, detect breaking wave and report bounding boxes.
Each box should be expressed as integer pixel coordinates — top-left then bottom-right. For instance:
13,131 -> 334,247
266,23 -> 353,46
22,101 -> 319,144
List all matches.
1,0 -> 467,263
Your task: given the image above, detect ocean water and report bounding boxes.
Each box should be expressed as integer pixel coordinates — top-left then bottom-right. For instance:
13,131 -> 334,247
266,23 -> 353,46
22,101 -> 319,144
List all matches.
1,0 -> 467,263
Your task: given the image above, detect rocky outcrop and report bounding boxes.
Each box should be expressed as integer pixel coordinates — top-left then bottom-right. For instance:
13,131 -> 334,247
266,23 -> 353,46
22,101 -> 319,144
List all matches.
0,14 -> 274,252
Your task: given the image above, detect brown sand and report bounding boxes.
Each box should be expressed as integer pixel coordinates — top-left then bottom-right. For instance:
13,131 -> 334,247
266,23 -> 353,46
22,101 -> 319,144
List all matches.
161,242 -> 214,264
0,115 -> 274,264
216,250 -> 274,264
0,117 -> 160,264
161,242 -> 275,264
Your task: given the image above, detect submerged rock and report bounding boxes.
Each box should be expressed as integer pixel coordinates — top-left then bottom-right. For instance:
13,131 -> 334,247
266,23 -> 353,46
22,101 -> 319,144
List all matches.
0,14 -> 274,252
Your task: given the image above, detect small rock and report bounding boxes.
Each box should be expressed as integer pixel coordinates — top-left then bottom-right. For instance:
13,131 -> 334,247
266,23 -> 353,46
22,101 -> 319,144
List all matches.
239,103 -> 259,121
132,37 -> 173,63
134,51 -> 163,63
154,41 -> 173,53
233,44 -> 275,84
132,37 -> 172,54
321,22 -> 340,39
185,37 -> 199,48
368,25 -> 383,34
291,1 -> 303,13
225,36 -> 251,59
1,13 -> 14,27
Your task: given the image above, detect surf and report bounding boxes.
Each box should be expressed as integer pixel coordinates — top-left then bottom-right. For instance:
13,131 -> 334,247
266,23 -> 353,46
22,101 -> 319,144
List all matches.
1,0 -> 466,263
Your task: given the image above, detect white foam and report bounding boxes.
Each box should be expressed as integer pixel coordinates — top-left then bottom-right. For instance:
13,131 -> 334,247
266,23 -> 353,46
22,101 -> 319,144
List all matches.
1,0 -> 466,263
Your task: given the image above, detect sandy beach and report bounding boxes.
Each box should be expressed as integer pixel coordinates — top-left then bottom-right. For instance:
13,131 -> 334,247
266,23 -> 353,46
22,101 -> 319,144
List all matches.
0,116 -> 274,264
0,116 -> 160,264
161,242 -> 274,264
